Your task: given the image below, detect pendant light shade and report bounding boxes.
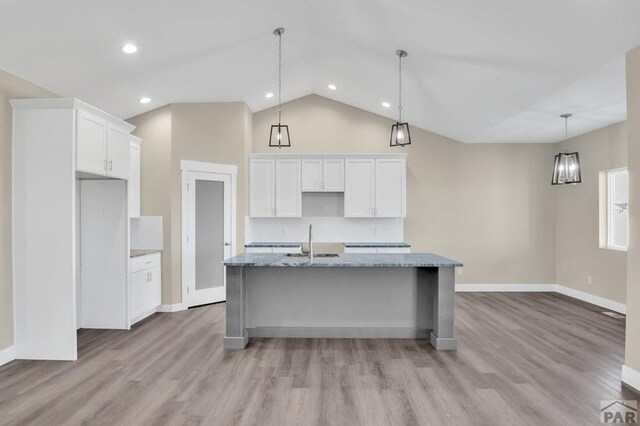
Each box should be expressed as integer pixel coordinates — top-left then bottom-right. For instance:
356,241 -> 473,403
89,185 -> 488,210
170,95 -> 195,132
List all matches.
390,50 -> 411,147
551,114 -> 582,185
269,27 -> 291,148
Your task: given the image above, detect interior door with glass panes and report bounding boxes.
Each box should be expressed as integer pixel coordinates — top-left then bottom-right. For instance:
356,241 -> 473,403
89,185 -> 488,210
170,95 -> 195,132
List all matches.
186,171 -> 231,307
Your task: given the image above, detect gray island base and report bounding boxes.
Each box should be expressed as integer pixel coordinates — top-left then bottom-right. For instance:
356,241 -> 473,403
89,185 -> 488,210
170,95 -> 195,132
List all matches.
223,253 -> 463,351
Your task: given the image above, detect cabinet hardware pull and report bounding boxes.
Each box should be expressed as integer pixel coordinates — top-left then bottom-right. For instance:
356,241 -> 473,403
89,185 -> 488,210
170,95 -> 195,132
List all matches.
108,160 -> 113,171
145,261 -> 153,264
104,160 -> 108,171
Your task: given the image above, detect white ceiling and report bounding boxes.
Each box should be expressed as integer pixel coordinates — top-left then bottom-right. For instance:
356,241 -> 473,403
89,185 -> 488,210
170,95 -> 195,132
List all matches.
2,0 -> 640,143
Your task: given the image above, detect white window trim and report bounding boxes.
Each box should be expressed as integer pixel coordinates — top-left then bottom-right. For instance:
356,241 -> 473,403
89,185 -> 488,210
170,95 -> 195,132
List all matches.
604,167 -> 628,251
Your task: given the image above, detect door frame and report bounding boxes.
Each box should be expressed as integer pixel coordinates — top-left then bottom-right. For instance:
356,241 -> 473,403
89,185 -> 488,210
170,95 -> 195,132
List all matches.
181,160 -> 237,308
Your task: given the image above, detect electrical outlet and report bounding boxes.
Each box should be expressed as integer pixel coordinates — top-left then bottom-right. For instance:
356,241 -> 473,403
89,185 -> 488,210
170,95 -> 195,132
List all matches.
587,275 -> 593,285
457,267 -> 463,276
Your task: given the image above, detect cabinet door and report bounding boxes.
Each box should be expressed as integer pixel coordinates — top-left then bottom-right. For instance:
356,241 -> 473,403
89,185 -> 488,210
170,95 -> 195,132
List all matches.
344,159 -> 375,217
275,159 -> 302,217
148,267 -> 161,309
107,125 -> 131,180
323,159 -> 345,192
76,110 -> 107,175
249,159 -> 276,217
301,159 -> 323,192
128,139 -> 141,217
375,159 -> 406,217
131,270 -> 148,320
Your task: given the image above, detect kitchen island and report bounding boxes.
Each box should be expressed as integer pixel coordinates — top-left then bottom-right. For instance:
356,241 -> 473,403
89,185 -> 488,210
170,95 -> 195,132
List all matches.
223,253 -> 463,350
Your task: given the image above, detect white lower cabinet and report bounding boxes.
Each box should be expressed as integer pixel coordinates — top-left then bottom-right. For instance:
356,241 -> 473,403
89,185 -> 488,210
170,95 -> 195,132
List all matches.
130,252 -> 162,325
245,246 -> 302,254
344,246 -> 410,254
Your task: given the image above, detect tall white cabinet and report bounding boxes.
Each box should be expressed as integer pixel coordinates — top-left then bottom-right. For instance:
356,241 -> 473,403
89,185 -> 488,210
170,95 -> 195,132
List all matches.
11,98 -> 136,361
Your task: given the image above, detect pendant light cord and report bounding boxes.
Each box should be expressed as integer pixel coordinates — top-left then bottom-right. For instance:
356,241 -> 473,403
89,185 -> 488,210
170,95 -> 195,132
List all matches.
398,53 -> 403,123
278,31 -> 282,126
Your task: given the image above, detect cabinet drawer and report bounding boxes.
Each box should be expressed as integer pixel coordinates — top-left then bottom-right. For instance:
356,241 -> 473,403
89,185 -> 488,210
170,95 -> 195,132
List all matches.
377,247 -> 410,254
131,252 -> 161,272
344,247 -> 378,254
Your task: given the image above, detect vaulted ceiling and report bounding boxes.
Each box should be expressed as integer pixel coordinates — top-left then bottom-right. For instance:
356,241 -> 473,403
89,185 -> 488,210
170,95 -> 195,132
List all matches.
2,0 -> 640,143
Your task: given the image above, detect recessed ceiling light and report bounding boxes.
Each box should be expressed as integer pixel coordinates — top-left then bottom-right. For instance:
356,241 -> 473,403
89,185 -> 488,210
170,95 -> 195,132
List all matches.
139,97 -> 151,104
265,92 -> 274,98
381,102 -> 391,108
122,44 -> 138,54
328,84 -> 337,90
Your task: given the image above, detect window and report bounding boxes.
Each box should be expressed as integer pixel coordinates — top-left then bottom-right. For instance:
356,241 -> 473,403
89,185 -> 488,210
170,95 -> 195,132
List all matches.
600,168 -> 628,251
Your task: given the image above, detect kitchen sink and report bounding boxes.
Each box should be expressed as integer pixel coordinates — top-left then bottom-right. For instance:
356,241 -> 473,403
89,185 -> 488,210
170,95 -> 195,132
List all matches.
284,253 -> 339,258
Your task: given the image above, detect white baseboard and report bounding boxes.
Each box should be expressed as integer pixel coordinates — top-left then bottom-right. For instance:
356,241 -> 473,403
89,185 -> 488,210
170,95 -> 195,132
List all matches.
555,285 -> 626,314
622,365 -> 640,394
455,284 -> 556,292
157,303 -> 186,313
455,283 -> 626,314
0,345 -> 16,367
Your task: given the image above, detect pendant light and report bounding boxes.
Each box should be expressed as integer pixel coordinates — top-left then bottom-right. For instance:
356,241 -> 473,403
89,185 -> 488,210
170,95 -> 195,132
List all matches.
551,113 -> 582,185
268,27 -> 291,148
390,50 -> 411,147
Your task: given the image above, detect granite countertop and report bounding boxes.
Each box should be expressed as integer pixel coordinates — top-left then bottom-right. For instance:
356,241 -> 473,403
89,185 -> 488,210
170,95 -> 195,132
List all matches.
224,253 -> 462,268
344,242 -> 411,248
130,249 -> 162,258
245,242 -> 303,248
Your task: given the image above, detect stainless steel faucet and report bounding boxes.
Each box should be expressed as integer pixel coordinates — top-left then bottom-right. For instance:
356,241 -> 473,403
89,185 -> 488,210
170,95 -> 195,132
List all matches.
308,224 -> 313,261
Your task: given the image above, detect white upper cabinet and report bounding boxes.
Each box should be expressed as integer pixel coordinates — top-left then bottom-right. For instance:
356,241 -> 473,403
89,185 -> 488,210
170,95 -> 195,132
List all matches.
301,158 -> 344,192
344,159 -> 376,217
375,159 -> 406,217
128,136 -> 142,218
250,154 -> 405,218
275,159 -> 302,217
249,159 -> 276,217
76,110 -> 107,175
76,105 -> 134,179
323,159 -> 345,191
106,125 -> 130,180
301,159 -> 323,191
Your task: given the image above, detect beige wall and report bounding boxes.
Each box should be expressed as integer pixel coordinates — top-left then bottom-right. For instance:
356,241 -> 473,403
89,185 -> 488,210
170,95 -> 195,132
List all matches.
252,95 -> 557,285
129,103 -> 251,305
555,122 -> 628,303
170,103 -> 251,303
625,46 -> 640,374
0,70 -> 57,351
129,94 -> 629,308
128,106 -> 174,304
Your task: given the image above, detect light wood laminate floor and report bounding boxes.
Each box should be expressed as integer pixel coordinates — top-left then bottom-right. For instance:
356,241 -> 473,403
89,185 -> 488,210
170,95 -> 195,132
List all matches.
0,293 -> 636,425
